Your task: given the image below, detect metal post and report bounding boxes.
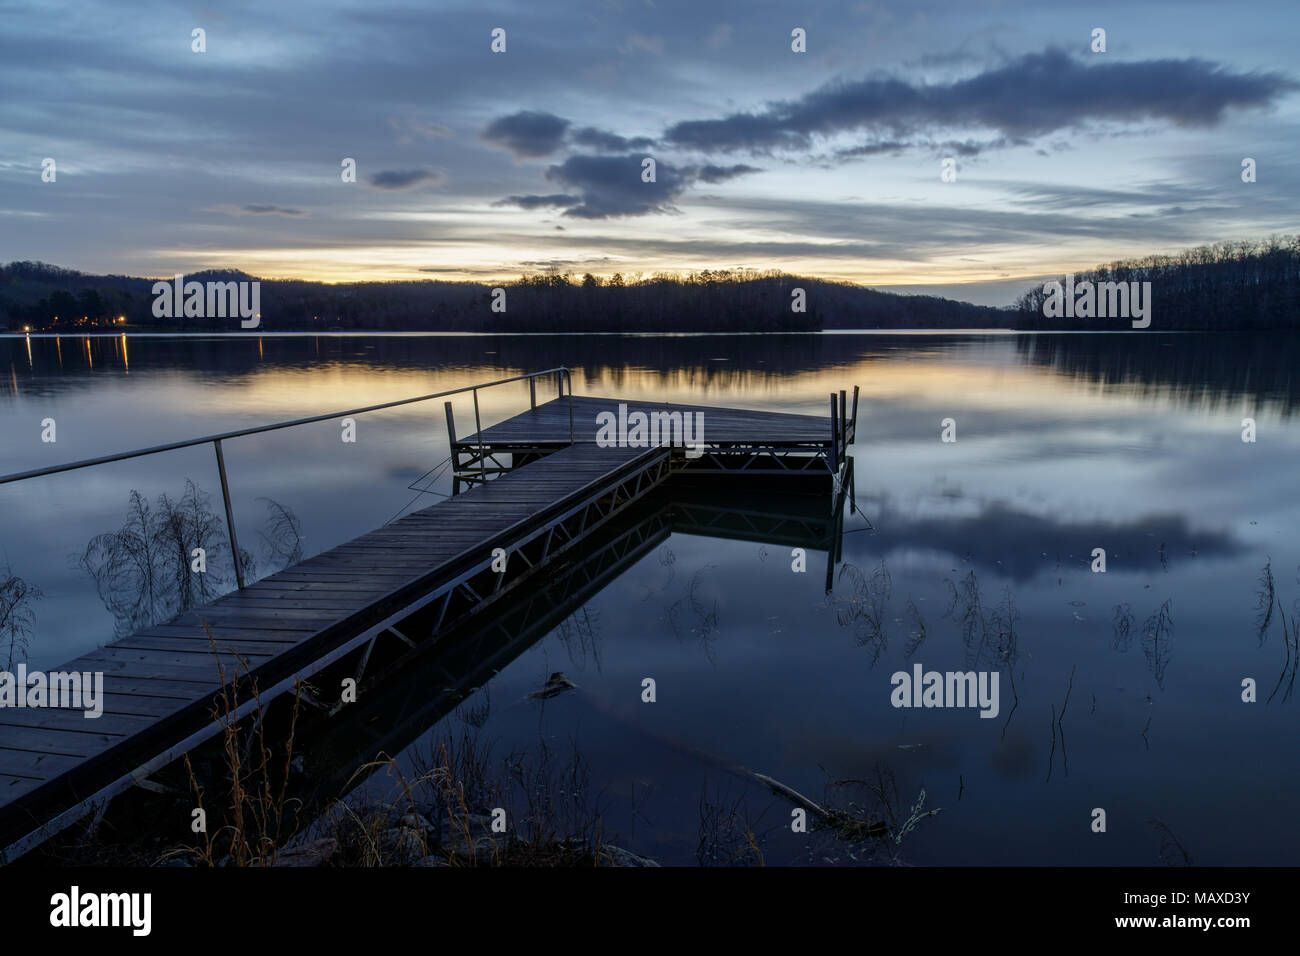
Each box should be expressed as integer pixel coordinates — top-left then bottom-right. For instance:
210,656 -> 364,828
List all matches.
213,439 -> 245,589
839,390 -> 847,447
472,388 -> 487,482
849,386 -> 859,445
566,370 -> 574,445
443,401 -> 457,444
557,372 -> 564,399
829,393 -> 839,472
529,376 -> 536,409
444,401 -> 458,472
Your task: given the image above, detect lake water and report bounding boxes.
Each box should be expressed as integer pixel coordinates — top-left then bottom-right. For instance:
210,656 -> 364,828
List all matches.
1,331 -> 1298,865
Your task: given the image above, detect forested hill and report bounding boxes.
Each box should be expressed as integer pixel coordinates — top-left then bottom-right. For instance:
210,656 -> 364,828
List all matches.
1013,237 -> 1300,330
0,264 -> 1005,332
5,238 -> 1298,333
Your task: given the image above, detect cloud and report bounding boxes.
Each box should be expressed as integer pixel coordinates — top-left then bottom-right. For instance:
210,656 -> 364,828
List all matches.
542,153 -> 692,218
498,156 -> 762,218
368,168 -> 447,190
695,163 -> 762,183
987,180 -> 1218,211
938,137 -> 1019,157
516,256 -> 617,270
826,137 -> 1014,162
570,126 -> 657,152
388,117 -> 453,143
665,48 -> 1298,153
620,33 -> 664,56
480,110 -> 571,158
493,193 -> 581,209
513,187 -> 1237,261
853,500 -> 1240,582
478,115 -> 659,155
832,140 -> 911,159
203,203 -> 307,217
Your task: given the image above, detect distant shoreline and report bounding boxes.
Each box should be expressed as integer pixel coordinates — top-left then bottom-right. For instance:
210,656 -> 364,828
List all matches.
1,327 -> 1228,339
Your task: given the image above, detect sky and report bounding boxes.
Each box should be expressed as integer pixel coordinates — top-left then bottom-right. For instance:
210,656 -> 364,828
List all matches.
0,0 -> 1296,305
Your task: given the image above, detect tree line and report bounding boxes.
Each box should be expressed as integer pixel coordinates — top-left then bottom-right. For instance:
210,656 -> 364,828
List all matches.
6,238 -> 1298,332
0,263 -> 1002,332
1013,236 -> 1300,330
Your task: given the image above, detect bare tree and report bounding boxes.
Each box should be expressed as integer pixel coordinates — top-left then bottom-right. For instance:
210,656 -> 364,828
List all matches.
79,490 -> 163,637
257,497 -> 304,572
0,562 -> 42,669
79,482 -> 289,637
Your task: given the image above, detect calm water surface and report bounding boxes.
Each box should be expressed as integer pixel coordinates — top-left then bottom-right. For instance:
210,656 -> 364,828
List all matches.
1,331 -> 1297,865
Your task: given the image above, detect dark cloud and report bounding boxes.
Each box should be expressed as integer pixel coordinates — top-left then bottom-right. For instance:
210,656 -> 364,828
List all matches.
938,137 -> 1019,157
570,126 -> 658,152
851,500 -> 1240,583
542,154 -> 693,218
203,204 -> 307,218
500,156 -> 762,218
368,168 -> 446,190
242,204 -> 304,216
480,110 -> 571,158
695,163 -> 762,183
493,193 -> 581,209
665,48 -> 1297,153
833,140 -> 911,159
828,137 -> 1013,161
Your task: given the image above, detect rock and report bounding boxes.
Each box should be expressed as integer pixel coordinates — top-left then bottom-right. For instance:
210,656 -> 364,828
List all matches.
598,845 -> 660,867
400,812 -> 435,834
526,671 -> 577,700
382,827 -> 433,866
440,813 -> 502,859
275,837 -> 338,867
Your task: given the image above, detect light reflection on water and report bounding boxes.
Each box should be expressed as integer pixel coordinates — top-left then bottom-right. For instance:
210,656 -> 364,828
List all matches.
1,331 -> 1297,864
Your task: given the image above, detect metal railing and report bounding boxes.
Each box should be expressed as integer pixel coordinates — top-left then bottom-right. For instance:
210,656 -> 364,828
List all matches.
0,367 -> 575,589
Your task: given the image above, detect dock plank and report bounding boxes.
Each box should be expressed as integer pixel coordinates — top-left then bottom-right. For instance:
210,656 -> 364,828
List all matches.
0,775 -> 44,801
0,726 -> 124,758
112,635 -> 301,656
0,709 -> 157,735
0,748 -> 85,780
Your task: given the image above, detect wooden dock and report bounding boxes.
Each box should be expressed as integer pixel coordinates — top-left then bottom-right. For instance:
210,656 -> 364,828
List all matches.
0,385 -> 856,861
284,484 -> 850,819
451,394 -> 854,480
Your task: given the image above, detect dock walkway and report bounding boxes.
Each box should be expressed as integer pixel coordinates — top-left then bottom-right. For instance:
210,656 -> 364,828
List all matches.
0,384 -> 855,860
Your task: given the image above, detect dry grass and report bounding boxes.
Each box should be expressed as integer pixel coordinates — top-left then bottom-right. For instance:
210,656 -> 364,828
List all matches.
163,627 -> 303,867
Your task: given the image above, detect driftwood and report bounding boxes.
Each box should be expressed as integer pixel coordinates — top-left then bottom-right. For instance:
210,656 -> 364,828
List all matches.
749,771 -> 889,840
523,674 -> 889,841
